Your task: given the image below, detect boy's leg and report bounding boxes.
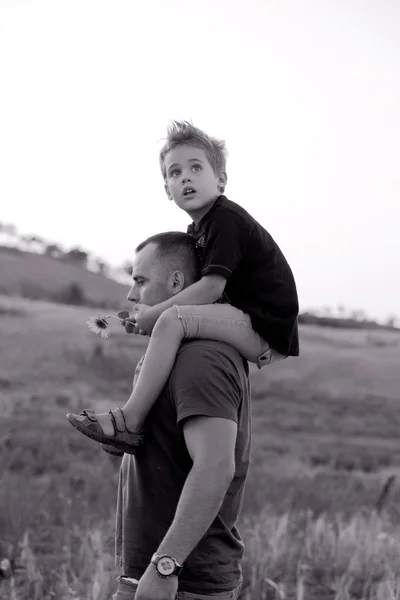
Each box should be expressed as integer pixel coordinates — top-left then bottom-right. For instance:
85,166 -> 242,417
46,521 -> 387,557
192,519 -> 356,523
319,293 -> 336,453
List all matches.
67,306 -> 186,445
176,304 -> 286,368
67,304 -> 283,449
119,306 -> 185,430
175,304 -> 273,364
104,303 -> 276,433
119,303 -> 280,430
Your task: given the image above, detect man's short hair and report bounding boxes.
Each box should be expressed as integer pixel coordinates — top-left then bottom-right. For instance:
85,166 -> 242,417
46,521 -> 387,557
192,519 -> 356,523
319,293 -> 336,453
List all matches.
159,120 -> 227,190
135,231 -> 201,284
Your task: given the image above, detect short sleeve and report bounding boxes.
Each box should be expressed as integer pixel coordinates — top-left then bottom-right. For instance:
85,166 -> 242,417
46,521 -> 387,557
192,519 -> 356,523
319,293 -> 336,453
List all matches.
201,208 -> 253,279
168,343 -> 243,426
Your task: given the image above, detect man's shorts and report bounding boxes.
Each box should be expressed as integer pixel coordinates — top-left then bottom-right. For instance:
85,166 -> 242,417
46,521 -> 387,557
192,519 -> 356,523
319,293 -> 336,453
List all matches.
112,575 -> 243,599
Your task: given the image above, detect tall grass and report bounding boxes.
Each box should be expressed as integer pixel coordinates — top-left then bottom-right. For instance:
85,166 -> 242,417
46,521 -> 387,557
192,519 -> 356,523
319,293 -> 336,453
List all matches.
2,501 -> 400,599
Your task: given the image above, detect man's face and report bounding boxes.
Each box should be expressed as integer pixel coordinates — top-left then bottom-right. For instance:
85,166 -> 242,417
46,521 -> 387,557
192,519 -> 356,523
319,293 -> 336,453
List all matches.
164,145 -> 227,223
126,243 -> 171,306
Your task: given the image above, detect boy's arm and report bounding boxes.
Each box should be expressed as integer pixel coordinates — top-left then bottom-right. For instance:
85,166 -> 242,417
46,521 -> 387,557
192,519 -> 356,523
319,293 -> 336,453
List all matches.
150,274 -> 226,321
149,209 -> 251,322
155,415 -> 236,565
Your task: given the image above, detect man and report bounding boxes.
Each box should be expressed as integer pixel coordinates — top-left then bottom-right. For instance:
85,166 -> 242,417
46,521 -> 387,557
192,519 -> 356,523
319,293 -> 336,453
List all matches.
112,231 -> 251,600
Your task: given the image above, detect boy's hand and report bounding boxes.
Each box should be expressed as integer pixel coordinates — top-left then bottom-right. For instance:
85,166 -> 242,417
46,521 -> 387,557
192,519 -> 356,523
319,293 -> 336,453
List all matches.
133,304 -> 159,334
117,311 -> 147,335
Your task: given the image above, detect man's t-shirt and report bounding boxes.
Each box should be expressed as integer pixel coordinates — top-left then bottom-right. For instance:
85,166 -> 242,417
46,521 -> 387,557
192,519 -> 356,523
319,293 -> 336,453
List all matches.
187,195 -> 300,357
115,340 -> 251,594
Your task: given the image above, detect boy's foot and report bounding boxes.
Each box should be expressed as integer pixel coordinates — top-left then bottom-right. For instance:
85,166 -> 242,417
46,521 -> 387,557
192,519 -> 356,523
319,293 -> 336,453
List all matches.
66,407 -> 145,455
90,412 -> 115,436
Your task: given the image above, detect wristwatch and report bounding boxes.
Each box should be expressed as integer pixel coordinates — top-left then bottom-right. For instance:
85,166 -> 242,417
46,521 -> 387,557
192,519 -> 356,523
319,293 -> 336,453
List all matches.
150,553 -> 183,578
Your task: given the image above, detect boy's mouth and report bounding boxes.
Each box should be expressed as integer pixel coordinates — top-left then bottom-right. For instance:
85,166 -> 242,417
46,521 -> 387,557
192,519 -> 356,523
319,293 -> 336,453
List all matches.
182,186 -> 197,197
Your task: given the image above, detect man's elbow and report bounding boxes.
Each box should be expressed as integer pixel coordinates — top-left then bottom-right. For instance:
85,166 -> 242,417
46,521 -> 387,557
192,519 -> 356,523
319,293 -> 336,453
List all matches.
193,459 -> 235,484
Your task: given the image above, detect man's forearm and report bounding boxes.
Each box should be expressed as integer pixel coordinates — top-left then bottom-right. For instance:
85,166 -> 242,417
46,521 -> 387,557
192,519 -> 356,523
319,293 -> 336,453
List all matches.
152,279 -> 221,321
156,465 -> 234,565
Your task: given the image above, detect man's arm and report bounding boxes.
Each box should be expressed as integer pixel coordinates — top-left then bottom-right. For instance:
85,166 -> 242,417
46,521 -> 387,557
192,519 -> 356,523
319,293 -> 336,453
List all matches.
156,415 -> 237,565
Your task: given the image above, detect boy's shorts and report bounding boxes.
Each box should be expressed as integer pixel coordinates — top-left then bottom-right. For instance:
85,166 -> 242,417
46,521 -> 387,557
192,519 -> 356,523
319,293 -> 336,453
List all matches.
174,304 -> 285,369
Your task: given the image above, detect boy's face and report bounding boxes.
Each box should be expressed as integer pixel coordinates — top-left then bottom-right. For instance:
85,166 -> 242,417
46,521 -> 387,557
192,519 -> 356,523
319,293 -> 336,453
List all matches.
164,145 -> 227,223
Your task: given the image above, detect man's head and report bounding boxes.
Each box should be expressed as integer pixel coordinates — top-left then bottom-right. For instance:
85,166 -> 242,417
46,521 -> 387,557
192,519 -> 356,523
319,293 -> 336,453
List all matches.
127,231 -> 201,306
159,121 -> 228,223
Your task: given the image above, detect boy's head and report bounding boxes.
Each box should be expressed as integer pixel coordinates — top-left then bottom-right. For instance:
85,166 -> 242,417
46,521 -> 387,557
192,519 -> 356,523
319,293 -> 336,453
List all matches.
159,121 -> 228,222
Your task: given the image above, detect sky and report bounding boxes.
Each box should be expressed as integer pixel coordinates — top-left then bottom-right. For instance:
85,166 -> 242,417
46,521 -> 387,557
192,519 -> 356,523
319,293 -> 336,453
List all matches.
0,0 -> 399,322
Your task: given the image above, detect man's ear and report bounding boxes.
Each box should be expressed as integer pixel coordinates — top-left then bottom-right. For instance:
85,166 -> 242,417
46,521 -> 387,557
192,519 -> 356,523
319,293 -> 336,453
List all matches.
170,270 -> 185,294
164,183 -> 173,201
218,171 -> 227,194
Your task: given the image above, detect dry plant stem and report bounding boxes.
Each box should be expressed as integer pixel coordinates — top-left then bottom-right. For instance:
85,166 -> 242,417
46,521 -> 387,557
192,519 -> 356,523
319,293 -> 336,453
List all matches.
104,315 -> 126,322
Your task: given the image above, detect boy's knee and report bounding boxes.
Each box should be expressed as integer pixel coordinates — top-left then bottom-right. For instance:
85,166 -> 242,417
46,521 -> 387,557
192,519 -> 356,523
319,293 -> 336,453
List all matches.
154,306 -> 181,332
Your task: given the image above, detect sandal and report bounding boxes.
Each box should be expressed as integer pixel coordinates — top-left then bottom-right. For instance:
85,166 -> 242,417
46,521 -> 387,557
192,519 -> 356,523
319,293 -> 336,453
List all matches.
66,407 -> 145,455
101,443 -> 124,457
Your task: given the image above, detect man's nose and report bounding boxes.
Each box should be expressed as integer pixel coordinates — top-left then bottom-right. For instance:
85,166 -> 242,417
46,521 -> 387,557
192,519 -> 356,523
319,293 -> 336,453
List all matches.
127,285 -> 138,303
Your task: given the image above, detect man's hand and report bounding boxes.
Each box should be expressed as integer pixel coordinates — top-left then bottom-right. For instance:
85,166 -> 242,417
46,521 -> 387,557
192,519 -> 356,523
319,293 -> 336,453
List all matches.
117,311 -> 147,336
135,563 -> 178,600
133,304 -> 159,335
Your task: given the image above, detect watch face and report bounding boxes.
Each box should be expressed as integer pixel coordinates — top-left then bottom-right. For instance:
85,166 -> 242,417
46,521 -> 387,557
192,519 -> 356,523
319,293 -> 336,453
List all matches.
157,556 -> 175,576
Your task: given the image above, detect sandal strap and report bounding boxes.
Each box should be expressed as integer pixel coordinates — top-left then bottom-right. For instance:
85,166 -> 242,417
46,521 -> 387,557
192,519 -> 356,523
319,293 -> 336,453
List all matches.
109,406 -> 127,433
81,409 -> 97,422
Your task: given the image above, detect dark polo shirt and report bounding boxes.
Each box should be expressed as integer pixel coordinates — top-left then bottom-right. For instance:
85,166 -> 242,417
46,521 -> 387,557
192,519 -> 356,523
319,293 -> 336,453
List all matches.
115,340 -> 251,594
187,195 -> 299,357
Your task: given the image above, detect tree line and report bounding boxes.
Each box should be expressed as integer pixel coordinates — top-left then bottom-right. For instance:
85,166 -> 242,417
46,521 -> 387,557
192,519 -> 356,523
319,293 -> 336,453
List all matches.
0,221 -> 133,278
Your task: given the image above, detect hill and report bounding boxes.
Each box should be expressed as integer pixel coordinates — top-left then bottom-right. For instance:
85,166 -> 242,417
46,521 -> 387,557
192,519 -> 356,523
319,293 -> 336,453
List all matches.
1,295 -> 400,598
0,245 -> 130,309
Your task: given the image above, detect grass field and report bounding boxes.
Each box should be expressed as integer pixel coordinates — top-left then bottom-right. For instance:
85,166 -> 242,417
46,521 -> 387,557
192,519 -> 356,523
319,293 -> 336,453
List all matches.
1,294 -> 400,599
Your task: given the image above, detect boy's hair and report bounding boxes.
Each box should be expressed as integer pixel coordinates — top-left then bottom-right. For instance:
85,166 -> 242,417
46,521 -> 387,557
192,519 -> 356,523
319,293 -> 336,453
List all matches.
159,120 -> 227,191
135,231 -> 201,284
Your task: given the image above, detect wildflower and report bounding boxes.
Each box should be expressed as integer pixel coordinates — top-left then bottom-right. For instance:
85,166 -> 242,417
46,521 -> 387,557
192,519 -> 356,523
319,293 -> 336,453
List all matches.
86,315 -> 111,339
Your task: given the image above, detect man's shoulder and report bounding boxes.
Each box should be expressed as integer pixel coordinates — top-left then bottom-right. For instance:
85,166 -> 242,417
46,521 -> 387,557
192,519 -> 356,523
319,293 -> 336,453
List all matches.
176,339 -> 242,359
175,340 -> 248,376
169,341 -> 250,422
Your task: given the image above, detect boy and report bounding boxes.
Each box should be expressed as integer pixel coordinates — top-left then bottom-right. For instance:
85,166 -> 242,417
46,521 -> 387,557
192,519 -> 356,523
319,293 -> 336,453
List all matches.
67,121 -> 299,454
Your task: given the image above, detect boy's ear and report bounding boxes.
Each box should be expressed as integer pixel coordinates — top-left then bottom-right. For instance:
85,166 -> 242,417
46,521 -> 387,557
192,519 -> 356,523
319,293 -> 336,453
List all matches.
218,171 -> 227,193
164,183 -> 173,201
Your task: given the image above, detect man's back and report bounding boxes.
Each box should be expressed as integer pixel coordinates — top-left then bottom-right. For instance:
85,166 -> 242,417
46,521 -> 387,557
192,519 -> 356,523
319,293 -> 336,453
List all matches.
115,339 -> 251,595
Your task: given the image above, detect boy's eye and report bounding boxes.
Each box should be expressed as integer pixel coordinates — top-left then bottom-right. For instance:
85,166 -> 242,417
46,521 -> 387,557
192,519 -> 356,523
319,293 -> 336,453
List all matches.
170,169 -> 180,177
192,164 -> 202,171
